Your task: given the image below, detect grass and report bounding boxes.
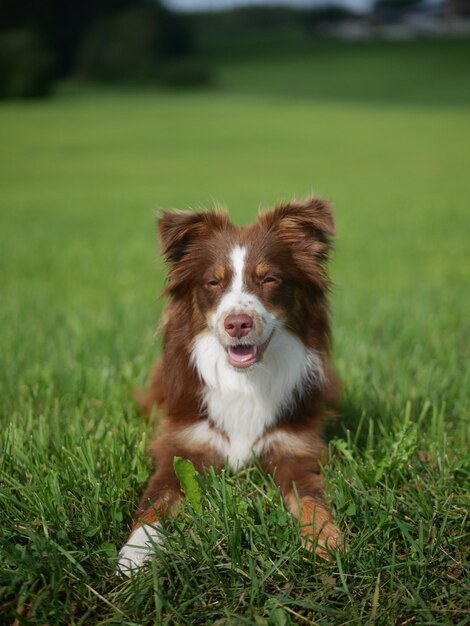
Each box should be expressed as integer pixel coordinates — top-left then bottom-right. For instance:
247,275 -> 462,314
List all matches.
1,38 -> 469,624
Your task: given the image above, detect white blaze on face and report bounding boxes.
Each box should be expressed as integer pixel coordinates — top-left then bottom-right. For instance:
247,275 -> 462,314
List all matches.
230,244 -> 246,294
212,244 -> 250,323
211,244 -> 275,345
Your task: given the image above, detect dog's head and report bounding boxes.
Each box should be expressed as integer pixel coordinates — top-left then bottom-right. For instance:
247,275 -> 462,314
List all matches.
159,198 -> 335,371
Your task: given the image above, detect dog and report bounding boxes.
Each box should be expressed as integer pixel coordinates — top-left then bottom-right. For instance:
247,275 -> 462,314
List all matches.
117,197 -> 342,575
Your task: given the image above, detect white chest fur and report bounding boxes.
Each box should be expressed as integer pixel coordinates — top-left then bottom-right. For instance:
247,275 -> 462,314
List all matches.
190,328 -> 324,469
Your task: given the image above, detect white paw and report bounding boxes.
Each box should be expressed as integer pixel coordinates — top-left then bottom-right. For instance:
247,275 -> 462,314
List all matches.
116,524 -> 162,577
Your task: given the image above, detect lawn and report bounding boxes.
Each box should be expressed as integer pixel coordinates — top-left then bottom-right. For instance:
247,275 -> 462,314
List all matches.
0,39 -> 469,625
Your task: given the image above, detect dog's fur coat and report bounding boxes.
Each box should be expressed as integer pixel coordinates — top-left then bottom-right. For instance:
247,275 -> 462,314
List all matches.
117,198 -> 341,575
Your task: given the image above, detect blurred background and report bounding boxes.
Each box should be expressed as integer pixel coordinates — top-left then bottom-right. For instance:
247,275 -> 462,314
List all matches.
1,0 -> 469,97
0,0 -> 469,414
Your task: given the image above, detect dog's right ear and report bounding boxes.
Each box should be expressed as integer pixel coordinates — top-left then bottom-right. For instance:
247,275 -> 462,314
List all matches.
158,210 -> 229,263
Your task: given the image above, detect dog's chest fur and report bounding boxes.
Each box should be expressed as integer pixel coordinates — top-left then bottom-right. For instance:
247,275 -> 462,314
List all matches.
190,328 -> 324,469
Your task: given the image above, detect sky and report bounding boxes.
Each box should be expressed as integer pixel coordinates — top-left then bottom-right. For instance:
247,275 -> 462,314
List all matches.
163,0 -> 374,13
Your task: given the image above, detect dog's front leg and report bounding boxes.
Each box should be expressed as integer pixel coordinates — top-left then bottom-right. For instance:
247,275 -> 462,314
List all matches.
117,437 -> 216,576
117,464 -> 182,576
262,455 -> 342,558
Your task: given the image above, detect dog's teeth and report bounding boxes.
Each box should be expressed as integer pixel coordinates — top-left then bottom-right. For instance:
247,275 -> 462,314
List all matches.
253,346 -> 258,356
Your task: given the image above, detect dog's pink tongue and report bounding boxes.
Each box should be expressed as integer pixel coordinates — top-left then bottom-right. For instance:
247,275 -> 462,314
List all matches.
228,345 -> 255,363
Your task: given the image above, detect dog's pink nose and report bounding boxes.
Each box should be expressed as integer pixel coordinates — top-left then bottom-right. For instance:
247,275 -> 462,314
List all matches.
224,314 -> 253,339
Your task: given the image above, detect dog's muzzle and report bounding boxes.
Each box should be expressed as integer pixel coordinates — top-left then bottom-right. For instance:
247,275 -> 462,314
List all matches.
221,312 -> 274,369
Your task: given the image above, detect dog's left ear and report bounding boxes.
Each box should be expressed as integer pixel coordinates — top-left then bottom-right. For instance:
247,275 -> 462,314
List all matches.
259,197 -> 335,239
258,197 -> 335,286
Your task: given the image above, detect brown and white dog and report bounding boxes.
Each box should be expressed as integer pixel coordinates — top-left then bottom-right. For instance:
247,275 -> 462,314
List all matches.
117,197 -> 342,575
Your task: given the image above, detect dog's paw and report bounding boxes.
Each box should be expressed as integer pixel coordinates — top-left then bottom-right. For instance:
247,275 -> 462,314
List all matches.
301,519 -> 343,559
292,497 -> 343,559
314,520 -> 343,559
116,524 -> 162,577
117,544 -> 152,576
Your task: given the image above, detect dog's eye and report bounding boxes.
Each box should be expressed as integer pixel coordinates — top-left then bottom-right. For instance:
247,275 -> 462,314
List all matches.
262,276 -> 277,285
207,279 -> 221,288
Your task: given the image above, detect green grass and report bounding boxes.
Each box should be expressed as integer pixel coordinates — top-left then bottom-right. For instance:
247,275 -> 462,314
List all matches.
1,39 -> 469,625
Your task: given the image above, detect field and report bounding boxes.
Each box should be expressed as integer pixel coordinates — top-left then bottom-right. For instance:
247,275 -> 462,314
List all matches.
1,38 -> 469,625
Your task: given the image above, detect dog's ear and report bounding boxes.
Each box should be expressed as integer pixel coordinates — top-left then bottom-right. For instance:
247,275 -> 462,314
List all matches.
158,210 -> 229,263
259,197 -> 335,239
258,197 -> 335,286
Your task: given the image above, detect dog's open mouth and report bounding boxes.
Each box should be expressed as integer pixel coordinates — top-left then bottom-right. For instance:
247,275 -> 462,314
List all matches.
226,332 -> 274,370
227,344 -> 258,368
